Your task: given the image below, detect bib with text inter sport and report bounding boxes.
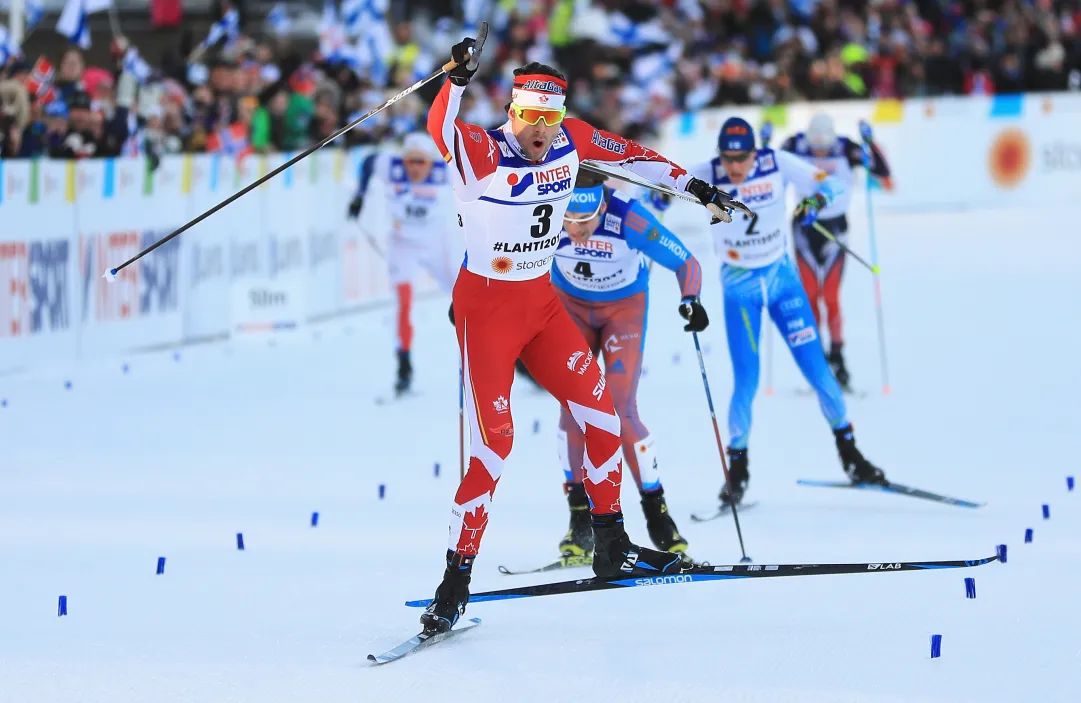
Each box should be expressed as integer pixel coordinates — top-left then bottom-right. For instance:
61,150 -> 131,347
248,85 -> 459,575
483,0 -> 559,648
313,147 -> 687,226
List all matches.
707,151 -> 788,268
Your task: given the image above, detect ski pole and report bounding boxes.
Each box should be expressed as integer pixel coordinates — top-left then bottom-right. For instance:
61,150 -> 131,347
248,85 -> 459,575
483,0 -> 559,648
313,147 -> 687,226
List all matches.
104,22 -> 489,279
690,332 -> 752,563
861,138 -> 891,395
458,360 -> 465,480
810,221 -> 879,274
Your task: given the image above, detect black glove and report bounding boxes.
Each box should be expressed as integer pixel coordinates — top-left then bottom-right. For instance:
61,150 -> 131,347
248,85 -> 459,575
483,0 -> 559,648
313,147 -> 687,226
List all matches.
685,177 -> 752,224
449,38 -> 478,86
679,298 -> 709,332
448,302 -> 455,326
347,195 -> 363,220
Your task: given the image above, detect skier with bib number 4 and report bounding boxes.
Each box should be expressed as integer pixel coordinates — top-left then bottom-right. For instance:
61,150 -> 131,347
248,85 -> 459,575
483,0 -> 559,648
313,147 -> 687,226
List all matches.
421,35 -> 750,634
687,117 -> 887,509
552,172 -> 706,563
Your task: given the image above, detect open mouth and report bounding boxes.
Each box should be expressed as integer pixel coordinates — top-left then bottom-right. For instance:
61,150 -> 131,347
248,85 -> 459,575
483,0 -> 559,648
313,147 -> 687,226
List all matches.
532,139 -> 544,150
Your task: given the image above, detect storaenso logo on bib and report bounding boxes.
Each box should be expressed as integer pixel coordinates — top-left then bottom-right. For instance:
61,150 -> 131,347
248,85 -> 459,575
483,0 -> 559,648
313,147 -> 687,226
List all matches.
516,255 -> 553,271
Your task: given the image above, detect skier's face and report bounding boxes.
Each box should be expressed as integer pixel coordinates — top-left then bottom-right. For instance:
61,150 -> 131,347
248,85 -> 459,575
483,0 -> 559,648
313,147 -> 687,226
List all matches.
509,108 -> 562,161
403,154 -> 433,183
562,200 -> 607,243
720,151 -> 755,184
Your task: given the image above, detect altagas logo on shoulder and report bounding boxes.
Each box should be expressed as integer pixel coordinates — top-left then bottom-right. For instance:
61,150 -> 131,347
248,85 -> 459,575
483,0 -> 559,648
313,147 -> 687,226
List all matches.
591,131 -> 626,155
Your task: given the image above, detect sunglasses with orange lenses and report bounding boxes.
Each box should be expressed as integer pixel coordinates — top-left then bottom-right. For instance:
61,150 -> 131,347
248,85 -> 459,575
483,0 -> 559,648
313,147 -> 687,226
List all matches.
510,103 -> 567,126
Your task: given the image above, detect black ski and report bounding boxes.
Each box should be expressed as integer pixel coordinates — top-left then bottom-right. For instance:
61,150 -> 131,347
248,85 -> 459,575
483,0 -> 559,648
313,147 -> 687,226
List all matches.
498,555 -> 592,575
367,617 -> 482,664
406,554 -> 999,606
797,479 -> 985,509
690,501 -> 759,523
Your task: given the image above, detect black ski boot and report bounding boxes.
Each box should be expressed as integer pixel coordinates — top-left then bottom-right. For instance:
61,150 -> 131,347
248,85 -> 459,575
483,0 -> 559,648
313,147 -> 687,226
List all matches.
719,448 -> 750,506
640,487 -> 689,556
834,425 -> 887,485
827,342 -> 851,390
591,513 -> 684,578
419,551 -> 474,634
558,482 -> 595,556
394,349 -> 413,395
515,358 -> 542,389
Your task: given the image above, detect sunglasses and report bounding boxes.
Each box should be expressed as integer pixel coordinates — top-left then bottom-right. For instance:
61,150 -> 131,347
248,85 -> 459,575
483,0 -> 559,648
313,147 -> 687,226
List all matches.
510,103 -> 567,126
404,158 -> 430,166
720,151 -> 755,163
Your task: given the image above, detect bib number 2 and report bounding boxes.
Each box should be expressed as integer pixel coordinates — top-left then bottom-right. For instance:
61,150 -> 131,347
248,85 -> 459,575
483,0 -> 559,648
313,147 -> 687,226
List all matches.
531,204 -> 553,238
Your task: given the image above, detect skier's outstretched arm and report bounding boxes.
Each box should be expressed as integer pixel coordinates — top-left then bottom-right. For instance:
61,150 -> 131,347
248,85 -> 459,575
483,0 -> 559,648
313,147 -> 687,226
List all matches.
621,201 -> 702,301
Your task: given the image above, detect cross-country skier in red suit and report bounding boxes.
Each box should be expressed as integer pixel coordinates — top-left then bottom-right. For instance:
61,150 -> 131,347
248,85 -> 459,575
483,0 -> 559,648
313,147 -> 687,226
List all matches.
420,36 -> 747,634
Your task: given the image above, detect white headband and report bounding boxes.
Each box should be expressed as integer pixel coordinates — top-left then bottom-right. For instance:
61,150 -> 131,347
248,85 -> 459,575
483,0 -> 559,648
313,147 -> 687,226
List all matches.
511,88 -> 566,111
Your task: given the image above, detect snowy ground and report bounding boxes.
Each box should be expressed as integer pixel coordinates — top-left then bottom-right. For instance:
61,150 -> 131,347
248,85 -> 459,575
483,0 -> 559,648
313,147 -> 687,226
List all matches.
2,205 -> 1080,702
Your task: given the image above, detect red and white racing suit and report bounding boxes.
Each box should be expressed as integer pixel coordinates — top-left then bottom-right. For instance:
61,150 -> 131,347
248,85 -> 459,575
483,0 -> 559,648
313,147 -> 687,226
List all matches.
427,79 -> 694,556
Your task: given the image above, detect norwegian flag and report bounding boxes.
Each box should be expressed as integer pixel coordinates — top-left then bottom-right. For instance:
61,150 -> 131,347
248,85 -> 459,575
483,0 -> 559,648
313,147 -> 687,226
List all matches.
25,56 -> 56,104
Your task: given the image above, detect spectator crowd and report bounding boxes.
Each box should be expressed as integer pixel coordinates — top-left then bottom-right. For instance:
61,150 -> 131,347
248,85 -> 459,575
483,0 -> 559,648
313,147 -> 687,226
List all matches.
1,0 -> 1080,160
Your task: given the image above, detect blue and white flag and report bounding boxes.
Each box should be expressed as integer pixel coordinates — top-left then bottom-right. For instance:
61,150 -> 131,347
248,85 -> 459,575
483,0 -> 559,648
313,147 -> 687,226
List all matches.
0,25 -> 21,65
123,47 -> 152,83
267,4 -> 290,36
25,0 -> 46,33
56,0 -> 111,50
203,8 -> 240,50
318,0 -> 345,59
340,0 -> 386,39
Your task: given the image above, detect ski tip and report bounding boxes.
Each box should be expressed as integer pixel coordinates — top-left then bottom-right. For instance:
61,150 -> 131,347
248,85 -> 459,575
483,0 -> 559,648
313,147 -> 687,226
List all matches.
404,598 -> 432,608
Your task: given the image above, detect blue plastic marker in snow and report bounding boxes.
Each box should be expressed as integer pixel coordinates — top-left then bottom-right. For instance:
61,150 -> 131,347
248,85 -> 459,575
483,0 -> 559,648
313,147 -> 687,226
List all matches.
379,484 -> 385,499
1,399 -> 6,408
64,380 -> 72,390
533,420 -> 540,434
173,351 -> 181,361
672,353 -> 680,364
236,533 -> 245,550
311,512 -> 319,527
122,363 -> 129,373
1025,528 -> 1033,543
964,577 -> 975,599
156,557 -> 166,575
434,463 -> 440,477
1042,504 -> 1050,519
996,544 -> 1007,563
930,634 -> 942,658
58,595 -> 67,616
1068,476 -> 1075,491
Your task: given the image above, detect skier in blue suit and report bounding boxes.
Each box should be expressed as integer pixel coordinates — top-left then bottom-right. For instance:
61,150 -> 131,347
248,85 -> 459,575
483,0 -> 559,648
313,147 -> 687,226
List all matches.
683,117 -> 888,506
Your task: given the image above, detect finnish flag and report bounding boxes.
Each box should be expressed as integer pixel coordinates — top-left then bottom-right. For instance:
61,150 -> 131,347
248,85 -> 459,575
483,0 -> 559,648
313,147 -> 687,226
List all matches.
26,0 -> 46,32
56,0 -> 111,50
123,47 -> 152,83
202,8 -> 240,49
0,26 -> 21,65
267,4 -> 290,36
